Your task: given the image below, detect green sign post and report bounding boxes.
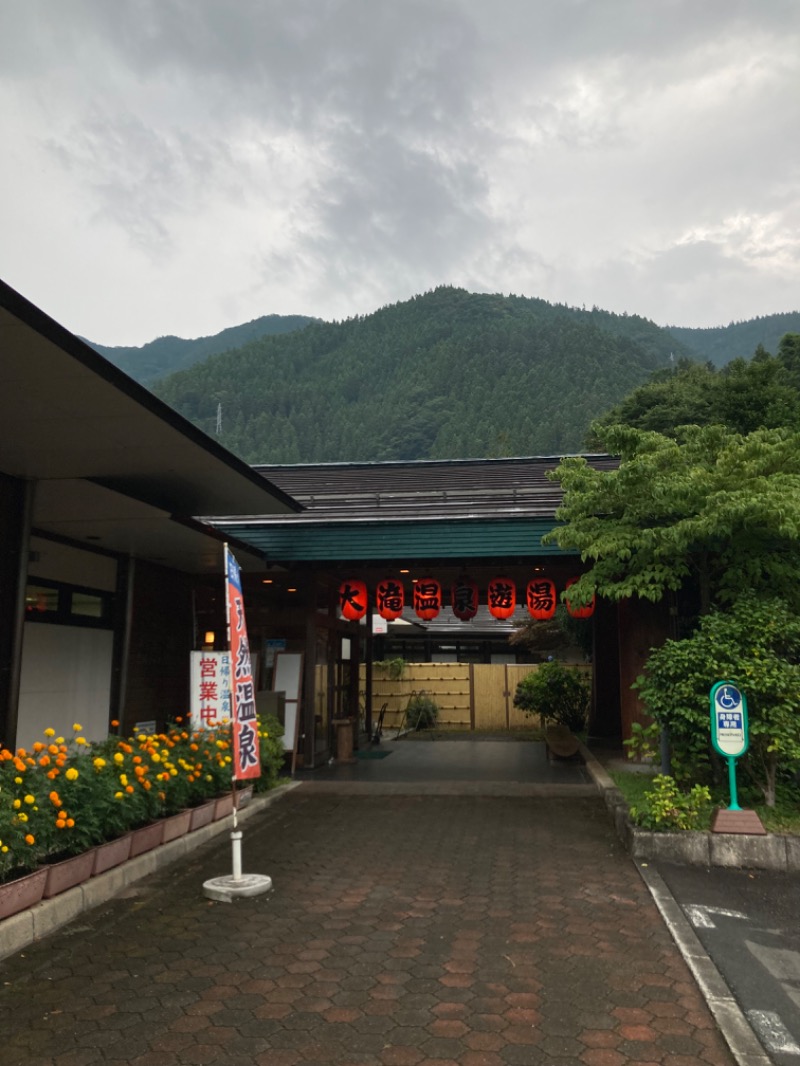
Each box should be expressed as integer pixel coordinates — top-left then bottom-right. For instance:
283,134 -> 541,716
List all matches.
709,681 -> 749,811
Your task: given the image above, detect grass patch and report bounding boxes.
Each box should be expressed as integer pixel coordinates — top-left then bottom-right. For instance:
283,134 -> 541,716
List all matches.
610,770 -> 800,834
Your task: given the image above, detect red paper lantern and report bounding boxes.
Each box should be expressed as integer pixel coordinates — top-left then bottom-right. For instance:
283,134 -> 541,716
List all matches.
451,578 -> 478,621
566,578 -> 595,619
488,577 -> 516,619
376,577 -> 404,621
413,577 -> 442,620
339,579 -> 368,621
526,578 -> 556,620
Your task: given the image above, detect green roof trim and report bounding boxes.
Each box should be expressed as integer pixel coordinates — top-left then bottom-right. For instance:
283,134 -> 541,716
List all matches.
212,518 -> 574,562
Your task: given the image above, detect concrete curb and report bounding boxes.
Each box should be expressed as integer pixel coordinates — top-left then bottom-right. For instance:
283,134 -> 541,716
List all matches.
638,863 -> 771,1066
0,780 -> 301,962
580,743 -> 774,1065
579,741 -> 799,871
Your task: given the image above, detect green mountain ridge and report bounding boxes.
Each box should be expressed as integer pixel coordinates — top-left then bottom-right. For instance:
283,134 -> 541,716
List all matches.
85,313 -> 317,384
151,287 -> 695,463
667,312 -> 800,367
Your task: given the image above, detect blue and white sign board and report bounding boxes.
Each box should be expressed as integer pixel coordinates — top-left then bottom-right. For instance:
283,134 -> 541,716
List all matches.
710,682 -> 748,759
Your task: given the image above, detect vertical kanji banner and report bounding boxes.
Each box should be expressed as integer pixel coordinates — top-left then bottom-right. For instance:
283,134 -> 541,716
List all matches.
225,544 -> 261,780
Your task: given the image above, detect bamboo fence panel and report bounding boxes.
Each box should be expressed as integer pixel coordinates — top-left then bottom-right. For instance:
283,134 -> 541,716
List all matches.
471,664 -> 509,730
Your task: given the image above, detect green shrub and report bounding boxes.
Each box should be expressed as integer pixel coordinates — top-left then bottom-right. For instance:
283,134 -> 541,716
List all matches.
629,774 -> 712,831
254,713 -> 287,792
405,694 -> 439,730
513,661 -> 590,732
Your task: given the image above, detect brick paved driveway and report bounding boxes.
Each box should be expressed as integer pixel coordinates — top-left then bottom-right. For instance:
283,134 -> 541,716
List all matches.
1,788 -> 735,1066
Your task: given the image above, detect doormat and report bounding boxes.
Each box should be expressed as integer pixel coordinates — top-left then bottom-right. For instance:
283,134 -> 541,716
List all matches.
356,749 -> 392,759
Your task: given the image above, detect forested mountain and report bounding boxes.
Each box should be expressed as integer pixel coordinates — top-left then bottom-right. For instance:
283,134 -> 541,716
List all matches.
85,313 -> 316,384
152,287 -> 693,463
665,312 -> 800,367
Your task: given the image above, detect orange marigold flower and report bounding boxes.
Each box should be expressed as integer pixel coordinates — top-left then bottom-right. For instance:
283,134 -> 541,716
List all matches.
55,819 -> 66,829
47,769 -> 58,780
25,834 -> 35,845
66,818 -> 75,828
125,785 -> 134,794
32,741 -> 45,753
39,755 -> 51,767
48,744 -> 59,756
49,791 -> 61,806
110,719 -> 119,728
132,755 -> 142,764
58,810 -> 67,819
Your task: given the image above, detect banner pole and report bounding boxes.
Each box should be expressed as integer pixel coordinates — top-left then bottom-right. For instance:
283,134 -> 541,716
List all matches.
203,543 -> 271,902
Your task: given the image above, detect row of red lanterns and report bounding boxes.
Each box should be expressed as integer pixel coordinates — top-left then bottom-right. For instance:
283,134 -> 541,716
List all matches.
339,577 -> 595,622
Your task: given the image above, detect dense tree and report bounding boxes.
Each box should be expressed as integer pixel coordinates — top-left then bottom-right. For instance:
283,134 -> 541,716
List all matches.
589,339 -> 800,444
546,423 -> 800,614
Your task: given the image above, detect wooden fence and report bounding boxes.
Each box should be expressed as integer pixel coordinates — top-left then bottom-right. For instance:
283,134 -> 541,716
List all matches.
360,663 -> 559,732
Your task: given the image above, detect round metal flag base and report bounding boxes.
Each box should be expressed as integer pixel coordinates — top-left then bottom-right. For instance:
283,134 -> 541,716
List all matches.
202,873 -> 273,902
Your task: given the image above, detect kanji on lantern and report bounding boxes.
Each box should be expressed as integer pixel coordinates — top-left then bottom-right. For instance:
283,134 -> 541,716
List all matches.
376,578 -> 404,621
340,579 -> 368,621
488,577 -> 516,619
451,578 -> 478,621
414,578 -> 442,620
526,578 -> 556,620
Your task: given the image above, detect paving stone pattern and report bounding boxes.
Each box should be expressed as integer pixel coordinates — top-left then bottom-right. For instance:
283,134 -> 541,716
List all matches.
0,790 -> 735,1066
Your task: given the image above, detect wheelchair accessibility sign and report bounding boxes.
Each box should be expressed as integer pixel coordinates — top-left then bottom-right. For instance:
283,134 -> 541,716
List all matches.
710,682 -> 749,759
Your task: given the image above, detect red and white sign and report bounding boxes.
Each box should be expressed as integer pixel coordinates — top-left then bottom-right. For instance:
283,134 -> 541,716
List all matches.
225,545 -> 261,780
190,651 -> 231,730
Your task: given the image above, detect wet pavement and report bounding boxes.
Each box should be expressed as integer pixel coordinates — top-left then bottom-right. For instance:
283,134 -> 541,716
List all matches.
0,735 -> 740,1066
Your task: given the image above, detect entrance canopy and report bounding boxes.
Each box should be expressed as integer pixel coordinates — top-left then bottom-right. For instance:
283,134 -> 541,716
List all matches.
0,280 -> 299,573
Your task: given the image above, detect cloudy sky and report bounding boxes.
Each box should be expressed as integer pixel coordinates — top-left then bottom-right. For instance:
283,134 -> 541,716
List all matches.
1,1 -> 799,346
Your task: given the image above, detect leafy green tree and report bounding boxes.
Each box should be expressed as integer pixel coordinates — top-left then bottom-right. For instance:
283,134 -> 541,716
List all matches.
636,596 -> 800,806
546,423 -> 800,614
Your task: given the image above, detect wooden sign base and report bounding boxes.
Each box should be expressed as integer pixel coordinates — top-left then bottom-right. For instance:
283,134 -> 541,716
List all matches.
711,808 -> 767,835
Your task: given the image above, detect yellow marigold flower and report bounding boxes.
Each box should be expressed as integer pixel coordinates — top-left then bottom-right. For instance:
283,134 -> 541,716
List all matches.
113,752 -> 124,764
12,799 -> 21,809
1,846 -> 8,854
44,728 -> 55,738
14,776 -> 22,785
72,723 -> 83,732
114,791 -> 124,799
120,774 -> 128,787
24,794 -> 35,805
56,737 -> 65,744
151,752 -> 161,763
65,767 -> 79,781
93,757 -> 106,770
75,736 -> 88,746
17,812 -> 28,822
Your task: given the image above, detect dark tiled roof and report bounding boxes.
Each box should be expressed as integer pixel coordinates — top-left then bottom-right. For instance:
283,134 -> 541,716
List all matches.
248,455 -> 617,523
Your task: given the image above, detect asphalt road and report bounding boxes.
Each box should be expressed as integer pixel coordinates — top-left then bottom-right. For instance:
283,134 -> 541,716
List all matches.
656,861 -> 800,1064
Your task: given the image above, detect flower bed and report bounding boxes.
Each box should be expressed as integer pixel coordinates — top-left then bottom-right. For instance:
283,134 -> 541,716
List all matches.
0,714 -> 285,887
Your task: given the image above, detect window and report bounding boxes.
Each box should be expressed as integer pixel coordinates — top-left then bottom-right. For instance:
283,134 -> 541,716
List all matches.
24,579 -> 113,628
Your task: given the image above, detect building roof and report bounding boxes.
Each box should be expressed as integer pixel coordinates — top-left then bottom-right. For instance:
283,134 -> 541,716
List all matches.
0,279 -> 299,573
247,455 -> 617,523
209,456 -> 617,564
